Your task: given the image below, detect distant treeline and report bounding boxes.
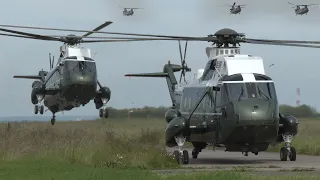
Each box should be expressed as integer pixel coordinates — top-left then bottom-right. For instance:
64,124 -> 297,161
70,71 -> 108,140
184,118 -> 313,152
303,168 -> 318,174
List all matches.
107,104 -> 319,119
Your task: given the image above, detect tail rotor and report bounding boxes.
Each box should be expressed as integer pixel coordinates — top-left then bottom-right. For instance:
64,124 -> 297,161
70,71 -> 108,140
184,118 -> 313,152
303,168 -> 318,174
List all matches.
49,53 -> 55,70
178,40 -> 191,84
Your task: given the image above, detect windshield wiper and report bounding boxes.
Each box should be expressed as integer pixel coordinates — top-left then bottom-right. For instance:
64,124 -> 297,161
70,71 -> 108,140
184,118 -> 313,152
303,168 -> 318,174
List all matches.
237,87 -> 244,101
257,86 -> 270,100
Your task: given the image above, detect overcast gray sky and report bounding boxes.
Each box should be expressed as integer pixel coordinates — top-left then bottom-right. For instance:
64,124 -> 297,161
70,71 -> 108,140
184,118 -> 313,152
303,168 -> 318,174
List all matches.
1,0 -> 320,116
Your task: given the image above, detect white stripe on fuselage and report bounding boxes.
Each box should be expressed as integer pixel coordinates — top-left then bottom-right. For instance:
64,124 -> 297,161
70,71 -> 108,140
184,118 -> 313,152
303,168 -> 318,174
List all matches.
218,80 -> 273,84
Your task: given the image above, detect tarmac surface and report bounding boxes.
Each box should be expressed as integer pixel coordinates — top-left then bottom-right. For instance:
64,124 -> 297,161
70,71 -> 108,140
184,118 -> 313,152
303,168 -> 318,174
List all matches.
156,147 -> 320,176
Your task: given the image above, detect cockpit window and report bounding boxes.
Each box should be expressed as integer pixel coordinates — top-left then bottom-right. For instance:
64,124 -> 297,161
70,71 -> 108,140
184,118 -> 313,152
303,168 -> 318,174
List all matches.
65,60 -> 96,72
225,82 -> 276,101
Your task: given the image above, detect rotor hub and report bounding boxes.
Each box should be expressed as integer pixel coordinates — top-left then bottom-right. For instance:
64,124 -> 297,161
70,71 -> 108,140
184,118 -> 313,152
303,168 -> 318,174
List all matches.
208,28 -> 246,48
60,34 -> 82,46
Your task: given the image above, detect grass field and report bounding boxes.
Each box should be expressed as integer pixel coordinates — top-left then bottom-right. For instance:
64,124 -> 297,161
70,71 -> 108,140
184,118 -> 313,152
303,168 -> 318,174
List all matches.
0,117 -> 319,179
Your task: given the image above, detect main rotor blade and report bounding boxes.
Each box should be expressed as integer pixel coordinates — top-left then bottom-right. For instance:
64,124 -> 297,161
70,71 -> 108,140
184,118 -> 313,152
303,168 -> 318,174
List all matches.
82,39 -> 177,43
0,27 -> 60,41
82,21 -> 113,38
246,40 -> 320,48
246,38 -> 320,45
125,73 -> 168,77
0,33 -> 53,40
303,4 -> 318,6
288,2 -> 296,6
0,24 -> 207,40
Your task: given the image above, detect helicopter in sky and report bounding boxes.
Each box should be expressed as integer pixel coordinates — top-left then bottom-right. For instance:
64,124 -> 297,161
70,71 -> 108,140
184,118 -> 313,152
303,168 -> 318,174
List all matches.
288,2 -> 319,15
223,2 -> 246,14
0,21 -> 156,125
118,5 -> 143,16
122,28 -> 320,164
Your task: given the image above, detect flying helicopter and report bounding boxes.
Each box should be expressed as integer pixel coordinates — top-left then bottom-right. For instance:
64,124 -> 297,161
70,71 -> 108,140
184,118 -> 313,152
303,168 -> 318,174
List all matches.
0,21 -> 160,125
118,5 -> 143,16
223,2 -> 246,15
121,28 -> 320,164
288,2 -> 319,15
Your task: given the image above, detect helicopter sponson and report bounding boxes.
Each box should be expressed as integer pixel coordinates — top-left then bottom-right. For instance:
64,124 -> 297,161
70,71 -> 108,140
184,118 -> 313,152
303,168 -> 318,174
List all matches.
94,86 -> 111,110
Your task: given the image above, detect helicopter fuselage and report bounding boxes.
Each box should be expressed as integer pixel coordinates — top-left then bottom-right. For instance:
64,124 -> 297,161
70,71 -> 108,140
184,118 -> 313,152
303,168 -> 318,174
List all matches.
295,7 -> 308,15
125,46 -> 299,162
230,6 -> 241,14
123,9 -> 134,16
28,45 -> 111,116
42,58 -> 98,112
164,51 -> 298,155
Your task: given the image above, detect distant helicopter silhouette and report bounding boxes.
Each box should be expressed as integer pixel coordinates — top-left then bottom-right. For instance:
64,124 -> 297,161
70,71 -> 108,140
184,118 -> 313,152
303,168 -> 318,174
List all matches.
223,2 -> 246,15
288,2 -> 319,15
118,6 -> 143,16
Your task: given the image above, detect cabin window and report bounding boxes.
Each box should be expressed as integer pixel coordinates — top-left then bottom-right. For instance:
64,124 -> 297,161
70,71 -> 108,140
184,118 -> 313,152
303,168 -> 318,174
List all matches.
216,50 -> 219,55
202,60 -> 216,81
225,50 -> 229,54
230,50 -> 234,54
220,50 -> 224,55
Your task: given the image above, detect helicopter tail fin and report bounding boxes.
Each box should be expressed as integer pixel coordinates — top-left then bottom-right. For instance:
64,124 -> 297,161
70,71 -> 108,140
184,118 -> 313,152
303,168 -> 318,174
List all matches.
13,75 -> 42,80
125,63 -> 182,107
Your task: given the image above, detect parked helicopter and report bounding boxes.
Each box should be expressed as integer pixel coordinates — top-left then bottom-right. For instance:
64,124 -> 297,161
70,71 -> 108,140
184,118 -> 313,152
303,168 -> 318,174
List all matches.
288,2 -> 319,15
118,5 -> 143,16
122,28 -> 320,164
223,2 -> 246,14
0,21 -> 159,125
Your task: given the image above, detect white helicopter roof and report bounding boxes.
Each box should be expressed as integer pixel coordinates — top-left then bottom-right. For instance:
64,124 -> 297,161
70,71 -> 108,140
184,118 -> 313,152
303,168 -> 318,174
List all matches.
184,48 -> 268,88
217,54 -> 265,76
57,45 -> 93,64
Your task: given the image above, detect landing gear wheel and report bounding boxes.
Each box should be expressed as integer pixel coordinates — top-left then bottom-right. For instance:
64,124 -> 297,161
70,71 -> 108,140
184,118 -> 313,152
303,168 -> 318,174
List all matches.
289,147 -> 296,161
34,105 -> 38,114
99,109 -> 103,118
39,105 -> 44,115
103,109 -> 109,118
192,148 -> 199,159
173,150 -> 180,164
182,150 -> 189,164
51,115 -> 56,125
280,147 -> 288,161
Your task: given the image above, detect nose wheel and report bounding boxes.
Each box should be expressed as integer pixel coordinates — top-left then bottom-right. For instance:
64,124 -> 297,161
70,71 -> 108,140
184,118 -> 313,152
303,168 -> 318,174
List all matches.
99,108 -> 109,118
173,135 -> 189,164
98,98 -> 109,118
34,105 -> 44,115
280,134 -> 296,161
34,95 -> 44,115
